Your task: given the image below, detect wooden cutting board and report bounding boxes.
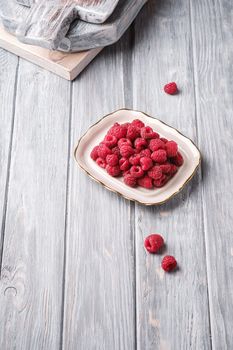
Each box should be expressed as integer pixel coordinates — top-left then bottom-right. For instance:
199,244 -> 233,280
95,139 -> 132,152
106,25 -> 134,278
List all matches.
0,27 -> 102,80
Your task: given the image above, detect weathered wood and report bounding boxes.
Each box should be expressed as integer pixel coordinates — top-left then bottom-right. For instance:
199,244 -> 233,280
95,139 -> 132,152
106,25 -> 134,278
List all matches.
62,40 -> 136,350
190,0 -> 233,348
132,1 -> 211,348
0,60 -> 70,349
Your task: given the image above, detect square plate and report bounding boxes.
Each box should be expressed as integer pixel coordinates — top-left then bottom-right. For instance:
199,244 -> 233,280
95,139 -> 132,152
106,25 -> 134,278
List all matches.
74,109 -> 201,205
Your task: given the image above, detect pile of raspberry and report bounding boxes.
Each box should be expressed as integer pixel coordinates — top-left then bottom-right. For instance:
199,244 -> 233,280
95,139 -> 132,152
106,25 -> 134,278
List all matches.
90,119 -> 184,189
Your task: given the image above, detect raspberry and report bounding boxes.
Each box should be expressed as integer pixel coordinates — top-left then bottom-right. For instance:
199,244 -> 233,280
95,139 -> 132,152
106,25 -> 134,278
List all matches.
122,122 -> 130,130
140,157 -> 153,171
137,176 -> 153,189
118,138 -> 132,148
111,146 -> 120,157
106,165 -> 121,177
160,137 -> 168,144
90,146 -> 99,160
154,174 -> 168,188
108,123 -> 127,139
171,151 -> 184,167
129,154 -> 141,165
140,126 -> 159,139
120,144 -> 134,158
160,163 -> 172,174
134,138 -> 147,150
96,157 -> 106,168
149,138 -> 166,152
119,158 -> 130,171
130,166 -> 144,178
106,154 -> 119,166
140,149 -> 151,158
103,134 -> 118,148
144,234 -> 164,253
166,141 -> 178,157
151,149 -> 167,164
148,166 -> 163,180
170,164 -> 178,175
124,174 -> 137,187
164,82 -> 178,95
161,255 -> 177,272
127,125 -> 140,140
131,119 -> 145,130
98,144 -> 112,159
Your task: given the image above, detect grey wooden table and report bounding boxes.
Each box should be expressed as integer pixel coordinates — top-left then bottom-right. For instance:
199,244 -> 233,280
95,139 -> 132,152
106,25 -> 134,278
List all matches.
0,0 -> 232,349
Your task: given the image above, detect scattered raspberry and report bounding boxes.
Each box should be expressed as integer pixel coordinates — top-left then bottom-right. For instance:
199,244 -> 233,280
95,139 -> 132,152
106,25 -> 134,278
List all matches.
164,82 -> 178,95
144,234 -> 164,253
96,157 -> 106,168
140,149 -> 151,158
106,154 -> 119,166
171,151 -> 184,167
129,154 -> 141,165
106,165 -> 121,177
140,157 -> 153,171
127,125 -> 140,140
140,126 -> 159,139
124,174 -> 137,187
161,255 -> 177,272
120,144 -> 135,158
90,146 -> 99,160
130,166 -> 144,178
119,158 -> 130,171
134,138 -> 147,150
108,123 -> 127,139
154,174 -> 168,187
148,166 -> 163,180
103,134 -> 118,148
151,149 -> 167,164
149,138 -> 166,152
111,146 -> 120,157
98,144 -> 112,159
166,141 -> 178,157
137,176 -> 153,189
118,138 -> 132,148
131,119 -> 145,130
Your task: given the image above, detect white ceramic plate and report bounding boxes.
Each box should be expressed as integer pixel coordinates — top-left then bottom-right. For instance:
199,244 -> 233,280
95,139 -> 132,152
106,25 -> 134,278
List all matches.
74,109 -> 201,205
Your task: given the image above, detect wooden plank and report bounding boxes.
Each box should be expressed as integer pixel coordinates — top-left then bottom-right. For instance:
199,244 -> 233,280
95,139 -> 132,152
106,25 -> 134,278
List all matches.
190,0 -> 233,348
0,27 -> 102,80
0,50 -> 18,262
132,1 -> 212,348
0,61 -> 70,349
62,40 -> 136,349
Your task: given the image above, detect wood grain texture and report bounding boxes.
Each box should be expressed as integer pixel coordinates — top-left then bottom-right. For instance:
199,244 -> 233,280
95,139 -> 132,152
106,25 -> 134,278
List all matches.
0,60 -> 71,349
132,1 -> 211,348
62,40 -> 136,350
190,0 -> 233,348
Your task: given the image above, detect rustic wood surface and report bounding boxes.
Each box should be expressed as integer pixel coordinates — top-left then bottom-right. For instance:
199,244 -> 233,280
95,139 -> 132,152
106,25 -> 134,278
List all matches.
0,0 -> 232,349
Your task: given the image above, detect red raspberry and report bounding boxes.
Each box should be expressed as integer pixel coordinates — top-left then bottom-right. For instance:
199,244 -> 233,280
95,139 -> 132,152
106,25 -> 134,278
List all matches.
90,146 -> 99,160
108,123 -> 127,139
134,138 -> 147,150
130,166 -> 144,178
170,164 -> 178,175
144,234 -> 164,253
118,138 -> 132,148
119,158 -> 130,171
122,122 -> 130,130
149,138 -> 166,152
171,151 -> 184,167
138,176 -> 153,189
160,137 -> 168,144
140,157 -> 153,171
166,141 -> 178,157
106,154 -> 119,166
120,145 -> 134,158
160,162 -> 172,174
164,82 -> 178,95
151,149 -> 167,164
103,134 -> 118,148
131,119 -> 145,130
129,154 -> 141,165
127,125 -> 140,140
98,144 -> 112,159
111,146 -> 120,157
148,166 -> 163,180
124,174 -> 137,187
106,165 -> 121,177
140,126 -> 159,139
140,149 -> 151,158
161,255 -> 177,272
154,174 -> 168,188
96,157 -> 106,168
